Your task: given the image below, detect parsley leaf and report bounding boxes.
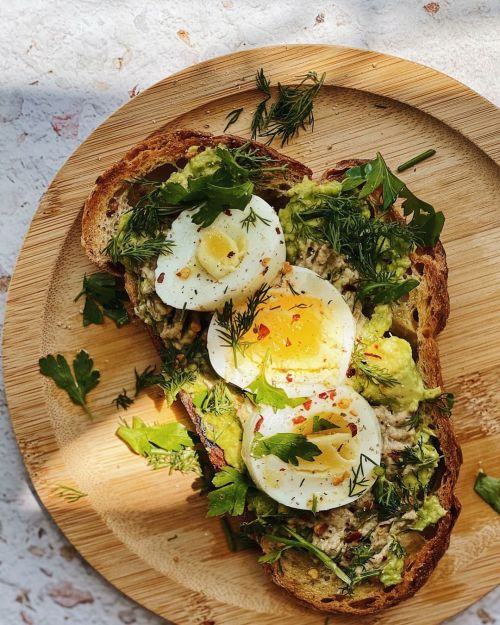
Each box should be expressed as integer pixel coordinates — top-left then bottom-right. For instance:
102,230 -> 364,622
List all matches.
207,467 -> 251,517
39,350 -> 100,419
116,416 -> 200,474
248,365 -> 306,411
344,153 -> 444,246
251,432 -> 321,466
312,415 -> 339,432
474,470 -> 500,514
74,272 -> 129,327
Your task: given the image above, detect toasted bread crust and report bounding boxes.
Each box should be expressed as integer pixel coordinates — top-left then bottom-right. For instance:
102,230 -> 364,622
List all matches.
81,141 -> 461,615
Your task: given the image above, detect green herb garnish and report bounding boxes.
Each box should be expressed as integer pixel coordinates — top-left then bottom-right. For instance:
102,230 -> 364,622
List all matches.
352,351 -> 400,387
252,69 -> 325,146
39,350 -> 100,419
216,283 -> 271,365
207,467 -> 251,517
397,149 -> 436,173
53,485 -> 87,503
312,415 -> 339,432
112,389 -> 134,411
116,416 -> 200,474
134,365 -> 163,396
240,206 -> 272,231
74,272 -> 129,327
247,362 -> 306,411
251,432 -> 321,466
223,107 -> 243,132
104,231 -> 174,265
474,470 -> 500,514
348,454 -> 378,498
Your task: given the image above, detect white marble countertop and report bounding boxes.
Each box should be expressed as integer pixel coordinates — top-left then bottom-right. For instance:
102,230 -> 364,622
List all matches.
1,1 -> 499,624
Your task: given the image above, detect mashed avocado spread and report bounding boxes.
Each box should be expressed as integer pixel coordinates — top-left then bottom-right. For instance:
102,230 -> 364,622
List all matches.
168,147 -> 221,187
380,552 -> 405,587
412,495 -> 446,531
353,305 -> 441,412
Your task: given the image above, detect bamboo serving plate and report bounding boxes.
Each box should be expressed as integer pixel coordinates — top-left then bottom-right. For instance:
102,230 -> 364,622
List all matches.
3,45 -> 500,625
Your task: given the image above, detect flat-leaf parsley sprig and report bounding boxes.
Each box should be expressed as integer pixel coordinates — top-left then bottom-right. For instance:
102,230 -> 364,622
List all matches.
74,272 -> 129,327
39,350 -> 100,419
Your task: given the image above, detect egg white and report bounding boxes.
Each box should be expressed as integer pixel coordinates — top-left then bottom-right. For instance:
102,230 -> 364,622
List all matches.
154,195 -> 285,311
207,265 -> 356,397
241,385 -> 382,511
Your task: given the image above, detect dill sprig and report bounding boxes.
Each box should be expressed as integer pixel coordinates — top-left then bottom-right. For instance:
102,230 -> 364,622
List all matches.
224,107 -> 243,133
112,388 -> 134,410
53,485 -> 87,503
147,447 -> 201,474
352,351 -> 400,387
199,381 -> 235,416
241,206 -> 272,231
348,454 -> 378,498
134,365 -> 163,396
372,466 -> 416,521
104,231 -> 174,265
252,70 -> 325,146
216,283 -> 271,365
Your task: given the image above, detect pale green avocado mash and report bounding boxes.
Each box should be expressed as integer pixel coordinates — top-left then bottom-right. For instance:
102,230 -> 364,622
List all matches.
354,305 -> 441,412
191,381 -> 243,470
279,177 -> 344,262
380,553 -> 405,587
167,147 -> 221,187
412,495 -> 446,531
403,427 -> 440,488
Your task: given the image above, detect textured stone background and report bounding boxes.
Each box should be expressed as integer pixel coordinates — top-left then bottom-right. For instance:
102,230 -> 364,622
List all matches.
0,1 -> 499,624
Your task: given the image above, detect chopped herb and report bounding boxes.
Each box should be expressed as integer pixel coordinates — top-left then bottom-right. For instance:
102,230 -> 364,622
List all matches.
53,485 -> 87,503
428,392 -> 455,416
251,69 -> 325,146
113,388 -> 134,410
348,454 -> 378,498
311,493 -> 318,514
397,149 -> 436,172
116,416 -> 200,474
223,107 -> 244,132
74,272 -> 129,327
372,466 -> 414,520
264,526 -> 351,584
474,470 -> 500,513
313,415 -> 339,432
247,361 -> 307,411
251,432 -> 321,466
258,545 -> 291,564
207,467 -> 251,517
104,232 -> 174,265
216,283 -> 271,365
134,365 -> 163,396
39,350 -> 100,419
240,206 -> 272,232
352,351 -> 400,387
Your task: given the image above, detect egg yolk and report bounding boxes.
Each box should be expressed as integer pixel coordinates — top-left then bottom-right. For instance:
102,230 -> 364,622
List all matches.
197,228 -> 246,279
240,292 -> 326,366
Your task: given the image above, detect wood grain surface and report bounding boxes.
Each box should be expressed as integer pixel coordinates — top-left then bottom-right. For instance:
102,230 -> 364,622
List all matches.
3,45 -> 500,625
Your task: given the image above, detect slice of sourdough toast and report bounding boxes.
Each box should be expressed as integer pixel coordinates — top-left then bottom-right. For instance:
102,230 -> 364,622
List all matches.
81,129 -> 461,614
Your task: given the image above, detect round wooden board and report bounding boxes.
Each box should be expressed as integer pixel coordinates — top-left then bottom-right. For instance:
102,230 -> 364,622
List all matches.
3,45 -> 500,625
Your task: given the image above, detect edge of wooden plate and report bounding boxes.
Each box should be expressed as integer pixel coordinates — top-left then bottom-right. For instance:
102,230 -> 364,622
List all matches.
3,45 -> 500,624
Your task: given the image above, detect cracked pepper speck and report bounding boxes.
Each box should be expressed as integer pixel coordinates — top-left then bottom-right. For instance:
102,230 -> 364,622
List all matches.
0,1 -> 499,624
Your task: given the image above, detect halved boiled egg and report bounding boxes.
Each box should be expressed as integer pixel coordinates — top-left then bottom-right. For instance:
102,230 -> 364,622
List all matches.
241,385 -> 382,511
207,266 -> 356,397
154,195 -> 285,311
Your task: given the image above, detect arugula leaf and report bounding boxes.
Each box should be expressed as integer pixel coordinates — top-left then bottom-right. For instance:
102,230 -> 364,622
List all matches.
344,152 -> 444,246
39,351 -> 100,418
251,432 -> 321,466
207,467 -> 251,517
474,470 -> 500,513
248,366 -> 306,411
74,272 -> 129,327
116,416 -> 199,474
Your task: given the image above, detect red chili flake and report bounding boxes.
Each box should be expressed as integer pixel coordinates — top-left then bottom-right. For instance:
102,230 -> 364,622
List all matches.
347,421 -> 358,436
292,314 -> 301,323
224,209 -> 232,216
344,530 -> 362,543
344,548 -> 353,561
227,251 -> 235,258
303,399 -> 312,411
389,450 -> 401,461
254,415 -> 264,432
275,227 -> 281,234
293,415 -> 306,425
285,337 -> 292,347
257,324 -> 270,340
346,367 -> 356,378
286,373 -> 293,383
253,325 -> 258,334
328,390 -> 336,400
157,272 -> 165,283
364,352 -> 382,359
314,522 -> 329,537
347,422 -> 358,437
318,392 -> 328,399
